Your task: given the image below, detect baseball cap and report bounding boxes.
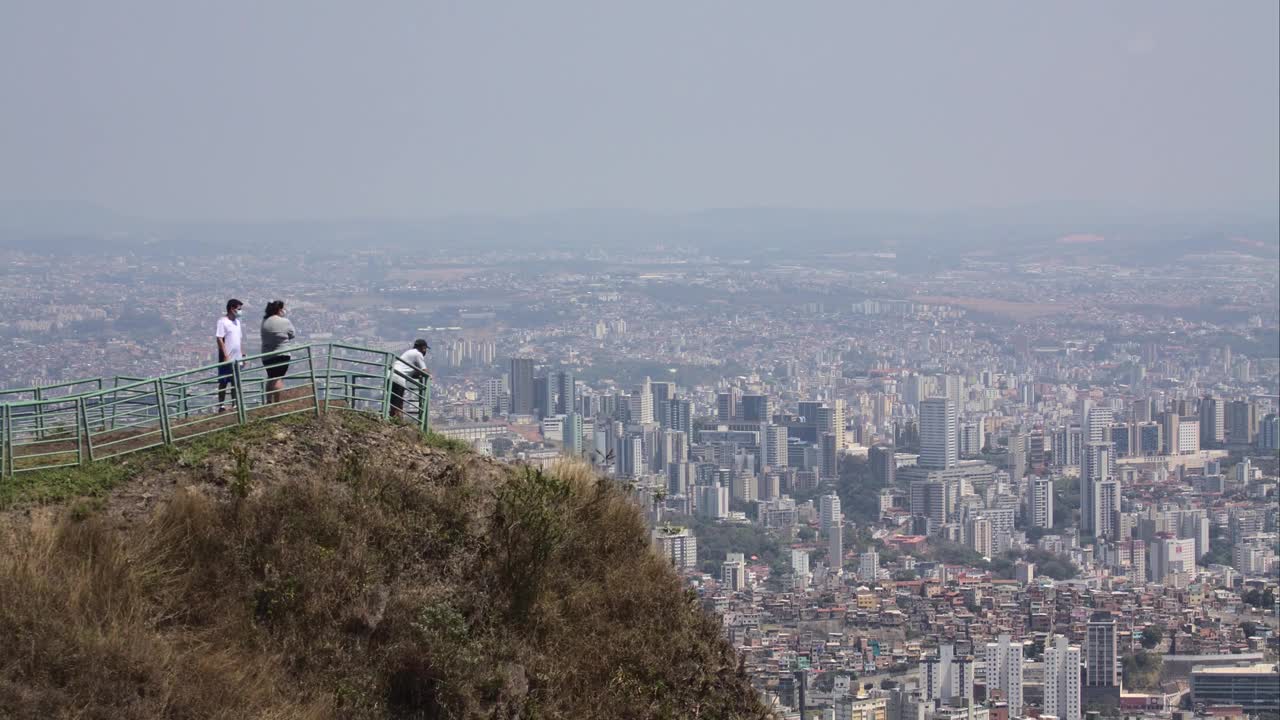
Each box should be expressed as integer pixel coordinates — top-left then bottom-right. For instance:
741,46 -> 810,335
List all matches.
413,338 -> 430,351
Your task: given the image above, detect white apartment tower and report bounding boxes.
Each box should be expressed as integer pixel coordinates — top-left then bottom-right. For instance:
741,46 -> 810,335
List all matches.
984,634 -> 1024,715
1030,476 -> 1054,529
859,549 -> 879,583
628,377 -> 655,425
919,398 -> 958,470
1044,634 -> 1082,720
923,644 -> 974,704
721,552 -> 747,591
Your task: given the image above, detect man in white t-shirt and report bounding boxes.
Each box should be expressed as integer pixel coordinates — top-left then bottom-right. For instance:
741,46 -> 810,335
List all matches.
215,298 -> 245,413
390,338 -> 430,418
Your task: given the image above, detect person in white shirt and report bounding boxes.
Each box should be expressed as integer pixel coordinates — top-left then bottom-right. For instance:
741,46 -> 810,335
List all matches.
215,298 -> 245,413
390,338 -> 430,418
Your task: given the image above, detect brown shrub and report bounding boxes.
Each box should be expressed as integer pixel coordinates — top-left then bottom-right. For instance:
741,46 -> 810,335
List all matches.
0,428 -> 769,719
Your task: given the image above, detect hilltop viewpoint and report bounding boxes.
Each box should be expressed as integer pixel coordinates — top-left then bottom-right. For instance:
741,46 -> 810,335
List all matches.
0,413 -> 769,719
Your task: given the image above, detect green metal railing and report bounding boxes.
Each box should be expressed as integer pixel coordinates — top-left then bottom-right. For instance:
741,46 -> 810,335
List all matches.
0,343 -> 431,477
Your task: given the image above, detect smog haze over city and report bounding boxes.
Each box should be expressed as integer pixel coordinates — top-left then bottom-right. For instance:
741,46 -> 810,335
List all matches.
1,2 -> 1279,718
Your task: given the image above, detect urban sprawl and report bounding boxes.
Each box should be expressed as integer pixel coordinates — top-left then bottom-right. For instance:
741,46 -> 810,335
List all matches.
2,239 -> 1278,720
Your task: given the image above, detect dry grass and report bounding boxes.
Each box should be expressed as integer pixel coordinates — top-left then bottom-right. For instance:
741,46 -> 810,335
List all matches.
0,433 -> 768,719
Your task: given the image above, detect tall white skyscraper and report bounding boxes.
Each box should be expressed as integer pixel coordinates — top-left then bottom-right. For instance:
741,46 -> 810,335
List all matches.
764,424 -> 788,468
791,549 -> 811,588
821,492 -> 844,573
1044,634 -> 1082,720
820,493 -> 842,534
1086,407 -> 1113,444
721,552 -> 747,591
923,644 -> 974,704
984,634 -> 1024,715
1093,478 -> 1120,540
829,520 -> 844,574
1030,477 -> 1055,529
628,377 -> 655,424
858,549 -> 879,583
1082,441 -> 1114,538
919,398 -> 958,470
818,399 -> 846,450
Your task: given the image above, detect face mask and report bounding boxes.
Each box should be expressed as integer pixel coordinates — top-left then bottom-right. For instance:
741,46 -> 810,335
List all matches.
234,309 -> 243,319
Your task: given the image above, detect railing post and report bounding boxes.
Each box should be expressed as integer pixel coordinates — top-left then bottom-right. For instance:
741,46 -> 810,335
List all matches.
322,344 -> 334,414
2,404 -> 10,478
34,386 -> 44,440
307,346 -> 321,417
418,377 -> 430,433
156,379 -> 172,444
233,362 -> 248,427
380,358 -> 394,421
108,380 -> 119,431
78,396 -> 94,464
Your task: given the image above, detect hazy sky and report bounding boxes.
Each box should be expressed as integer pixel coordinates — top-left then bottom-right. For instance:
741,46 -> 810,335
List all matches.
2,1 -> 1277,221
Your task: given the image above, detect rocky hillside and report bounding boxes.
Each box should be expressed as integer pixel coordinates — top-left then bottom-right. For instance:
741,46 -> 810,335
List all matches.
0,414 -> 769,719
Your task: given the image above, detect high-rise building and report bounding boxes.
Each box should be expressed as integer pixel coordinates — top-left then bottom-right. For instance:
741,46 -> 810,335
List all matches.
1090,478 -> 1120,540
668,397 -> 693,434
791,549 -> 810,588
1176,419 -> 1200,455
870,445 -> 896,487
821,493 -> 843,573
721,552 -> 747,591
910,478 -> 954,529
1044,634 -> 1082,720
764,424 -> 789,469
820,493 -> 842,535
819,432 -> 840,479
1137,421 -> 1161,455
555,370 -> 576,415
562,413 -> 584,457
741,394 -> 772,422
717,391 -> 738,422
1261,414 -> 1280,451
509,357 -> 535,415
1008,431 -> 1028,480
731,470 -> 757,504
923,644 -> 974,704
696,483 -> 729,520
1148,535 -> 1196,582
984,634 -> 1024,715
651,526 -> 697,569
1082,442 -> 1114,538
967,516 -> 993,558
958,421 -> 984,457
1225,400 -> 1258,444
628,377 -> 655,425
858,549 -> 878,583
1199,396 -> 1225,447
1161,412 -> 1180,454
817,400 -> 846,450
648,381 -> 674,407
829,520 -> 844,574
1086,407 -> 1113,444
1030,476 -> 1054,529
533,376 -> 555,419
919,398 -> 958,469
1086,613 -> 1120,690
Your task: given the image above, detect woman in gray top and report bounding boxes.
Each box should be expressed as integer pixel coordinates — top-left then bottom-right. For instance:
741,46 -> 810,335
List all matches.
260,300 -> 296,405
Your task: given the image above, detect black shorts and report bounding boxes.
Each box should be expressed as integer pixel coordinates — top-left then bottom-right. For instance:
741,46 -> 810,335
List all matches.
264,354 -> 291,379
390,383 -> 406,411
218,361 -> 235,388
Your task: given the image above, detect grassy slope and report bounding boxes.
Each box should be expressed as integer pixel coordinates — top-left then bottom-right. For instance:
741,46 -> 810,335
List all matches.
0,415 -> 768,719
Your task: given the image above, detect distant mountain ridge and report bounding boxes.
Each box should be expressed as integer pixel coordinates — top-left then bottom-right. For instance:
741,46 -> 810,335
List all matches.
1,205 -> 1275,261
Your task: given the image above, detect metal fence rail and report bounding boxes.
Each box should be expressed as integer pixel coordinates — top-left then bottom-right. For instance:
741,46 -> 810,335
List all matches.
0,343 -> 431,477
